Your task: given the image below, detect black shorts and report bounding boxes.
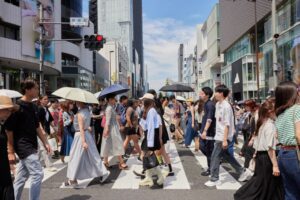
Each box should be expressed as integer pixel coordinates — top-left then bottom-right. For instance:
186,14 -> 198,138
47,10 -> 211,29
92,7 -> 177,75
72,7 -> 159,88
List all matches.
124,127 -> 138,136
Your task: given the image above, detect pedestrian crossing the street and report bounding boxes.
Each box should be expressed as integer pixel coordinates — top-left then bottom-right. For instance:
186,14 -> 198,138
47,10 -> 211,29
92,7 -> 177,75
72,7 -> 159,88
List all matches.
24,138 -> 246,191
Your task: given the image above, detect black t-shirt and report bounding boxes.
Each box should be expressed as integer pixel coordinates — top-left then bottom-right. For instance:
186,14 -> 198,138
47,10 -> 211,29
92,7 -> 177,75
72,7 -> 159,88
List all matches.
38,106 -> 53,134
5,100 -> 40,159
200,100 -> 216,138
0,124 -> 13,186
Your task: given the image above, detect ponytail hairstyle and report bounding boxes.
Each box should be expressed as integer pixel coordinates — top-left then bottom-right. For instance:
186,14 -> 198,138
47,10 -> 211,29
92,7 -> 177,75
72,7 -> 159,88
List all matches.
255,98 -> 275,136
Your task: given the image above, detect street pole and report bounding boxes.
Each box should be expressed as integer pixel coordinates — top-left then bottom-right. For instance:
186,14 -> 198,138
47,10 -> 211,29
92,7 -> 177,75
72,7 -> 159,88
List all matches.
272,0 -> 278,87
254,0 -> 260,101
39,3 -> 44,96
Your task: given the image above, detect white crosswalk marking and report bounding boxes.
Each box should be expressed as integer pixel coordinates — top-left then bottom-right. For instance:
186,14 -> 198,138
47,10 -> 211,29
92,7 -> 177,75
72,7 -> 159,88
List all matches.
59,156 -> 113,189
163,141 -> 190,189
112,141 -> 191,189
188,141 -> 242,190
22,139 -> 245,191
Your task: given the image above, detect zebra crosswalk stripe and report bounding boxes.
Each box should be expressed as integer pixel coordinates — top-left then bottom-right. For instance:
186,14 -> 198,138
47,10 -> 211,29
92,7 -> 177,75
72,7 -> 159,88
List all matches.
188,141 -> 242,190
111,141 -> 191,190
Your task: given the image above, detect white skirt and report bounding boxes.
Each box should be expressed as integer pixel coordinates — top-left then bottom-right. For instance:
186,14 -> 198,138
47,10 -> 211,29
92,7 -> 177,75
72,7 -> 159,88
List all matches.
67,131 -> 108,180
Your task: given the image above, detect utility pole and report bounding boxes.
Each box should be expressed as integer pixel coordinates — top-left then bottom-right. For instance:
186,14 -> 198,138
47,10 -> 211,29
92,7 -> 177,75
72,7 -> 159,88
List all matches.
39,3 -> 44,95
272,0 -> 278,87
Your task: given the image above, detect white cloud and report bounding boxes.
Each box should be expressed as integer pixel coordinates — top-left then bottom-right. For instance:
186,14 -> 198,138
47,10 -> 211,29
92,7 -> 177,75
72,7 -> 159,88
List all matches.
144,17 -> 196,91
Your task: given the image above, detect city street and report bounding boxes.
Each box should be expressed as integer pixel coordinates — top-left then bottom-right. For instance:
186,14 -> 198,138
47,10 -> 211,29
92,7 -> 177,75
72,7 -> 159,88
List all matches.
21,137 -> 245,200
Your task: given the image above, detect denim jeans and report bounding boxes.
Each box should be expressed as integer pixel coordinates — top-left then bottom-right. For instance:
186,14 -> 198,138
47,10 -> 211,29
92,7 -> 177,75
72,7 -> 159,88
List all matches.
14,153 -> 44,200
277,149 -> 300,200
210,140 -> 243,182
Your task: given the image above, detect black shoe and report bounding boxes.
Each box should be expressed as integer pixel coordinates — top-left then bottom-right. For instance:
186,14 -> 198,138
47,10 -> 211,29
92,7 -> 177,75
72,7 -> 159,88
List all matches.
150,183 -> 163,189
201,171 -> 210,176
167,171 -> 175,176
133,170 -> 145,179
122,154 -> 130,159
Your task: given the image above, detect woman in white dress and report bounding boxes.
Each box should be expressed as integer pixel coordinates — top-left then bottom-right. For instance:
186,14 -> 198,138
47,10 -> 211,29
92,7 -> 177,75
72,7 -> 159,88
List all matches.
101,94 -> 128,170
64,101 -> 110,187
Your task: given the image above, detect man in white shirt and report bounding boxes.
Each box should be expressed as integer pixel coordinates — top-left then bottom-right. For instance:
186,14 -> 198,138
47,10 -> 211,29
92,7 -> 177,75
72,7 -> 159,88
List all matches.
205,85 -> 243,187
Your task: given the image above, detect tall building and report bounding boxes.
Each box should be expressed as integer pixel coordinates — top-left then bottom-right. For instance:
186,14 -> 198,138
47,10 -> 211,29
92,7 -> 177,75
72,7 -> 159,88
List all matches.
0,0 -> 95,93
178,44 -> 184,82
197,3 -> 223,90
219,0 -> 297,101
97,0 -> 133,70
132,0 -> 144,95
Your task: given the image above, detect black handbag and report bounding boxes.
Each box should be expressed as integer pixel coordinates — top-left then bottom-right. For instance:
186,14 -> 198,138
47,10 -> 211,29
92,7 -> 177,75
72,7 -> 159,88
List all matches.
169,123 -> 176,133
143,152 -> 159,170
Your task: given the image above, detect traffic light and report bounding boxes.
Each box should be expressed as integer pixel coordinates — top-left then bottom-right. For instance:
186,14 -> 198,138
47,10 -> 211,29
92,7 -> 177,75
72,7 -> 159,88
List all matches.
83,34 -> 106,50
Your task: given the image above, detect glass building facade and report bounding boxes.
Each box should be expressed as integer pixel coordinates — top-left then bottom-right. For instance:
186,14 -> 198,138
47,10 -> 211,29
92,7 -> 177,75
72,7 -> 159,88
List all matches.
260,0 -> 300,99
97,0 -> 133,72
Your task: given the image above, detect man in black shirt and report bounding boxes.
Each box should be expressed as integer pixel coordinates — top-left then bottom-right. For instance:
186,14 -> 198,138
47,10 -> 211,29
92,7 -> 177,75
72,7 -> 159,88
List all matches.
199,87 -> 216,176
6,79 -> 50,200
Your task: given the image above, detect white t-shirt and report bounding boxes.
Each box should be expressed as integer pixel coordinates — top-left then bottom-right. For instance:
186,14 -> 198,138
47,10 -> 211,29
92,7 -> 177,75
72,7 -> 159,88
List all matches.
214,100 -> 235,142
254,119 -> 277,151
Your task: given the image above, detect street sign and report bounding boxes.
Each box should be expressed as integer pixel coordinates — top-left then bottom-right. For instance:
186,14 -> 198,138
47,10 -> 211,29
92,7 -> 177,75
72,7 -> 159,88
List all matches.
70,17 -> 89,27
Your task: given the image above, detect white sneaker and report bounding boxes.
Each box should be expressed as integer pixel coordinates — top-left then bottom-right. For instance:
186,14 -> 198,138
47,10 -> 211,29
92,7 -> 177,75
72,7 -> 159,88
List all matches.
238,168 -> 253,182
204,180 -> 221,187
100,171 -> 110,183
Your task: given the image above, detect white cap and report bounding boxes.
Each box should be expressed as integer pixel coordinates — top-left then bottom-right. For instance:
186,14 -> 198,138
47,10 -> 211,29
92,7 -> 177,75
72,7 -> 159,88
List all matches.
139,93 -> 155,100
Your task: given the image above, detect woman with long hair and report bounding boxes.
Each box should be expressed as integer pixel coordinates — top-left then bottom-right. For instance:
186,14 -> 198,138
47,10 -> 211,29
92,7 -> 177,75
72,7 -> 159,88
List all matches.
123,99 -> 142,159
101,94 -> 127,170
59,101 -> 75,163
234,99 -> 284,200
139,94 -> 165,188
184,98 -> 199,149
274,81 -> 300,200
64,101 -> 109,187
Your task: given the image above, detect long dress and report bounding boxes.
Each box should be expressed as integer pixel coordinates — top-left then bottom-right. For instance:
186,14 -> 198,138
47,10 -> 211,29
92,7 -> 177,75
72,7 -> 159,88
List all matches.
60,111 -> 74,156
184,110 -> 197,146
67,107 -> 108,180
234,119 -> 284,200
101,105 -> 124,157
0,125 -> 14,200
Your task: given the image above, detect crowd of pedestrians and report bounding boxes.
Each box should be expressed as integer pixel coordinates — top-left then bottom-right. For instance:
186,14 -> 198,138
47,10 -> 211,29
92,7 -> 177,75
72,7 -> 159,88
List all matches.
0,77 -> 300,200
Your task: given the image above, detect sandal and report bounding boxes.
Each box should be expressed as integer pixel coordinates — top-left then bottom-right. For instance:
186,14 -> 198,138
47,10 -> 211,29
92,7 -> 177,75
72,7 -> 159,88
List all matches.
104,162 -> 111,169
119,162 -> 128,170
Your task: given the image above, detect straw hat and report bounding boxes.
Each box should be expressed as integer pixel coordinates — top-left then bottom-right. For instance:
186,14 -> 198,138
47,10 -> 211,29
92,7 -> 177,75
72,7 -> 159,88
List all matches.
139,93 -> 155,100
0,95 -> 19,111
186,98 -> 194,102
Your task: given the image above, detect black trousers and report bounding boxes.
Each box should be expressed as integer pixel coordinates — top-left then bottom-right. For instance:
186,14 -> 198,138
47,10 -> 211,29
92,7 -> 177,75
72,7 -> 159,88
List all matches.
200,138 -> 215,171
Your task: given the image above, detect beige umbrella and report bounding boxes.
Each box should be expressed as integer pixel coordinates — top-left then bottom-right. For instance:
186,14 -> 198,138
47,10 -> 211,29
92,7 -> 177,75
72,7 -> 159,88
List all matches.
52,87 -> 98,104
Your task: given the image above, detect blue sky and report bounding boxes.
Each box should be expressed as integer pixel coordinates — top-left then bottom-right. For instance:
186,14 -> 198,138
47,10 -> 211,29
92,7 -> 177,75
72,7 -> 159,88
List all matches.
143,0 -> 218,90
82,0 -> 218,91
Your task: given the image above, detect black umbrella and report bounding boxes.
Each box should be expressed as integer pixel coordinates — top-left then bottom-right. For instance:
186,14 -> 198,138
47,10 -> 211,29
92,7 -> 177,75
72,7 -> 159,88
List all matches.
159,84 -> 194,92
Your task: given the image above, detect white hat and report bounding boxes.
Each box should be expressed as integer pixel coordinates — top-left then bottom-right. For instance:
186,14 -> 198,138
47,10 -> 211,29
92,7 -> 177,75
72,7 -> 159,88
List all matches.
139,93 -> 155,100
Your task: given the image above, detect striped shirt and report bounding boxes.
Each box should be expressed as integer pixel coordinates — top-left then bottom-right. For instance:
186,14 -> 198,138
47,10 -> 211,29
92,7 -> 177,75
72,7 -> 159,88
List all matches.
275,104 -> 300,146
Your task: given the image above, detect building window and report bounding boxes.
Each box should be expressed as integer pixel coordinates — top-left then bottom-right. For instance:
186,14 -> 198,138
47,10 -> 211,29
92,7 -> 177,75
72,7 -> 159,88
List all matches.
0,23 -> 20,41
4,0 -> 19,6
